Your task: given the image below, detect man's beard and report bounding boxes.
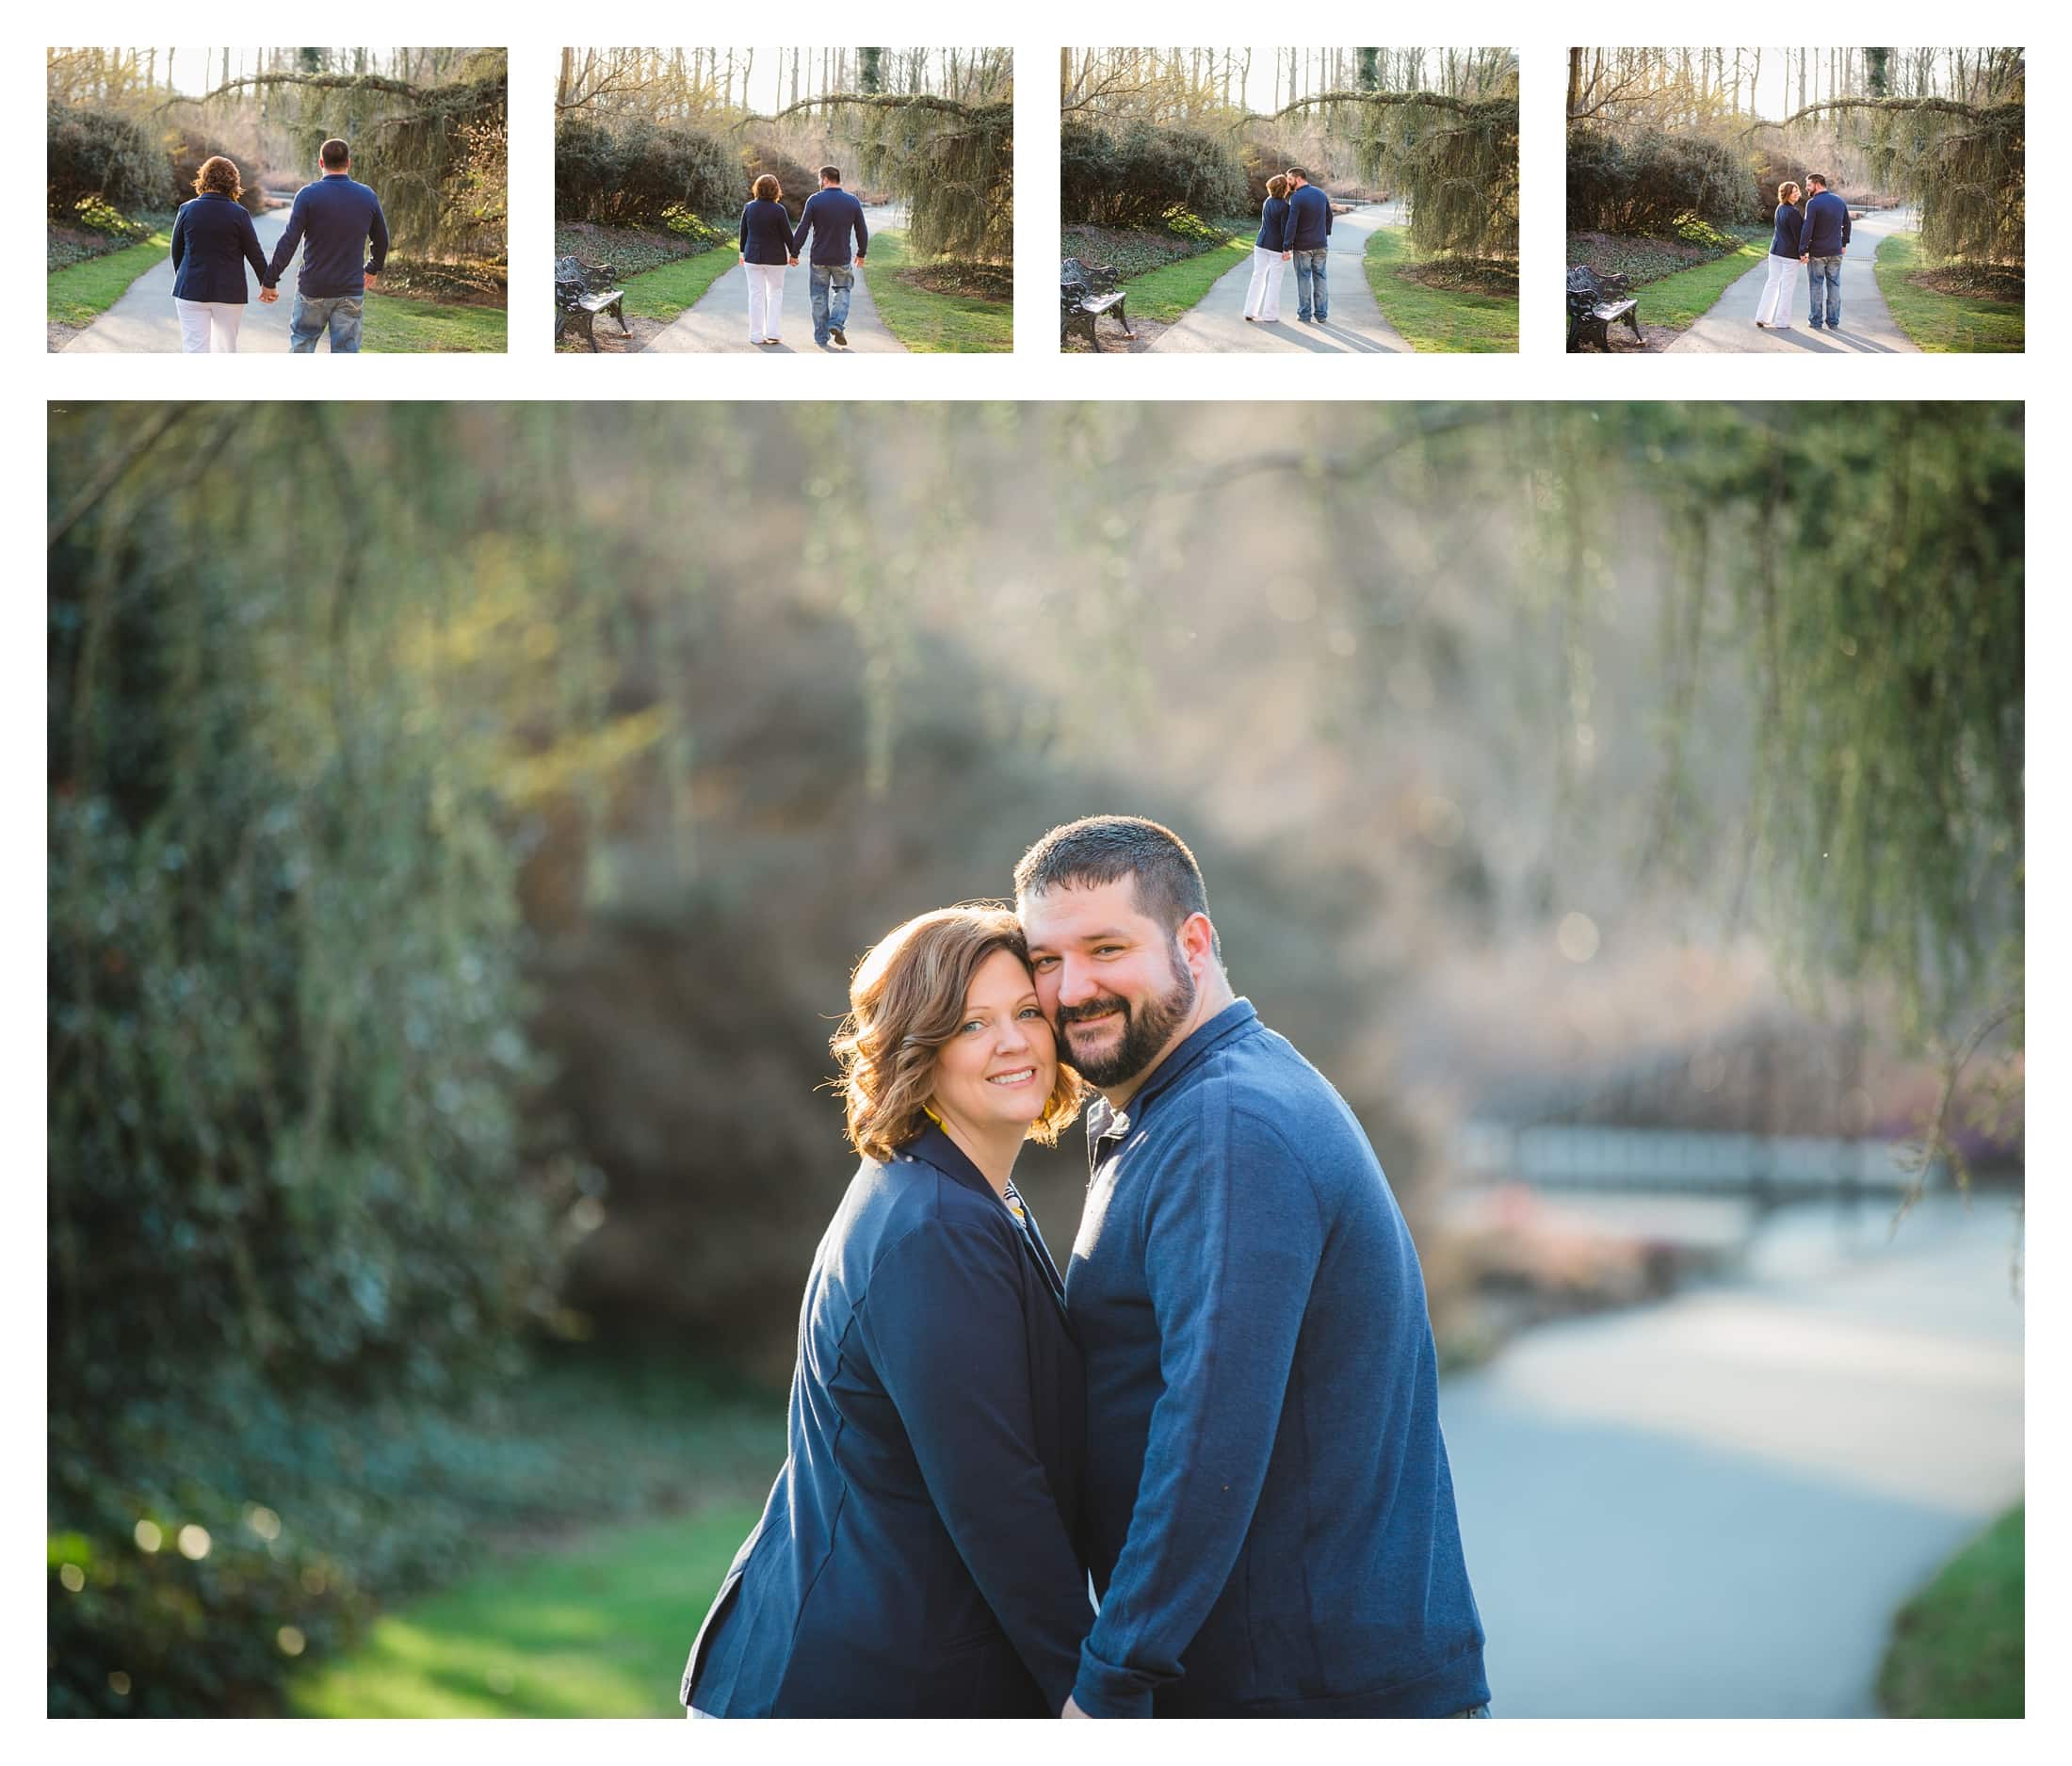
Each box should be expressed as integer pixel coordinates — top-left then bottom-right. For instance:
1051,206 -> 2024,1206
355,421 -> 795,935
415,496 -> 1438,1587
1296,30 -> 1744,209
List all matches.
1057,948 -> 1198,1090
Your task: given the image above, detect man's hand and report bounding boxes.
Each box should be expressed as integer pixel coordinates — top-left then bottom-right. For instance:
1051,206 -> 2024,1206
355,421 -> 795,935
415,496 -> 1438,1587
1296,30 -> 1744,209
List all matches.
259,286 -> 278,303
362,272 -> 378,290
1060,1696 -> 1090,1720
787,255 -> 799,267
855,253 -> 866,264
1282,251 -> 1292,261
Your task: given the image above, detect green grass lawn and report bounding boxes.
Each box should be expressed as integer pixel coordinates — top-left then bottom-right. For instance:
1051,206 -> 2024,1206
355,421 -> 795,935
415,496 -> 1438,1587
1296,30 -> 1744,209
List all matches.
1879,1503 -> 2023,1717
1632,238 -> 1769,330
863,230 -> 1012,352
288,1502 -> 763,1717
1874,234 -> 2025,352
48,226 -> 172,328
1116,234 -> 1252,323
1362,229 -> 1518,352
620,247 -> 737,324
364,298 -> 507,353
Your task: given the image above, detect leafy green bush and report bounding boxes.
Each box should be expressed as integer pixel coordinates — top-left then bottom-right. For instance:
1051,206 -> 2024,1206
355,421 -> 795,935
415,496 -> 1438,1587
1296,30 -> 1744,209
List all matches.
68,195 -> 148,239
661,206 -> 729,249
1060,120 -> 1249,230
554,117 -> 737,228
1668,212 -> 1740,251
47,104 -> 164,214
1568,125 -> 1753,235
1161,204 -> 1229,245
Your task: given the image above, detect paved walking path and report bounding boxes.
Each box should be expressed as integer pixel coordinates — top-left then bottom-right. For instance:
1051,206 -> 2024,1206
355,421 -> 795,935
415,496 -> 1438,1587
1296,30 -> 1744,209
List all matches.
1667,206 -> 1921,354
1441,1192 -> 2022,1714
64,210 -> 302,353
1147,202 -> 1410,354
644,203 -> 908,354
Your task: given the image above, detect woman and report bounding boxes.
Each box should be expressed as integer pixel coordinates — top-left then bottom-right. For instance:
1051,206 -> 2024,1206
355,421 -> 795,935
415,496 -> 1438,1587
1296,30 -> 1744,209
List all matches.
1243,173 -> 1292,323
682,906 -> 1092,1717
738,174 -> 793,347
1755,180 -> 1804,331
169,155 -> 268,353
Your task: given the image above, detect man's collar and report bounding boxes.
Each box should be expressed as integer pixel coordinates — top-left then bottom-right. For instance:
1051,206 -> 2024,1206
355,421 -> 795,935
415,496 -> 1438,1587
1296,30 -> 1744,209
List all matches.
1085,998 -> 1260,1147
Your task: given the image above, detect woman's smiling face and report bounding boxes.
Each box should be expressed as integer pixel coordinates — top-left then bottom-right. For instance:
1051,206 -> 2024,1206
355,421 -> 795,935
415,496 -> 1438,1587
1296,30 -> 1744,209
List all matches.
930,948 -> 1059,1138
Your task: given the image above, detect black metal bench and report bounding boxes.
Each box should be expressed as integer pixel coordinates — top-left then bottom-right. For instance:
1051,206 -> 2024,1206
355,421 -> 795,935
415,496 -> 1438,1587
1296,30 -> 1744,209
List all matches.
555,254 -> 628,350
1567,265 -> 1642,352
1061,257 -> 1132,351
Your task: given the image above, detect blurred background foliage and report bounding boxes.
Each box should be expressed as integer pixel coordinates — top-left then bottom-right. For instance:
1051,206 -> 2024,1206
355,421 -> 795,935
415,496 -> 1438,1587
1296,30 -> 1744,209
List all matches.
47,401 -> 2021,1712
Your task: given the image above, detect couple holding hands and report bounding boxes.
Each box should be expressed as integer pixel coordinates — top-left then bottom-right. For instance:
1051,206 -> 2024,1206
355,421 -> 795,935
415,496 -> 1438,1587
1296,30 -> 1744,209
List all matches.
737,164 -> 869,349
169,138 -> 387,354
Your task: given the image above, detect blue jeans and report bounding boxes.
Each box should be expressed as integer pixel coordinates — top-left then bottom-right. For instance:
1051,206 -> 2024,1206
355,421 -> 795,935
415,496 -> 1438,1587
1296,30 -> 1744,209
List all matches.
1291,249 -> 1328,320
290,292 -> 364,353
809,264 -> 855,344
1805,255 -> 1842,329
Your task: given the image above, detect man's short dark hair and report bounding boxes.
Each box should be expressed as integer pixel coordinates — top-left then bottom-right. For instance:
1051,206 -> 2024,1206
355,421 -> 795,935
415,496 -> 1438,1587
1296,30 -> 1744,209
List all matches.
819,165 -> 842,184
1014,815 -> 1221,959
1286,165 -> 1307,180
320,138 -> 350,170
1806,172 -> 1828,188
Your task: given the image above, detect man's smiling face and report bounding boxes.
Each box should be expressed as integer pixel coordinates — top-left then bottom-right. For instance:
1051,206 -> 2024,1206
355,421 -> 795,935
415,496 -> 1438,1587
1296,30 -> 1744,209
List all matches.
1018,876 -> 1198,1091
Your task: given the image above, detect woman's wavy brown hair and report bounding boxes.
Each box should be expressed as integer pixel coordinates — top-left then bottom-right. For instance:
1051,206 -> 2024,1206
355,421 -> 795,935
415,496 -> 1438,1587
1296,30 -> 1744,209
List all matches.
1778,181 -> 1802,205
1267,174 -> 1289,201
195,155 -> 242,201
832,904 -> 1084,1163
753,173 -> 781,203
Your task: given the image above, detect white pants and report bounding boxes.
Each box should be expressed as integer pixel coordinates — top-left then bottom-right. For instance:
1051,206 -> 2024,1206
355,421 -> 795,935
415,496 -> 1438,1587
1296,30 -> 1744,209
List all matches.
1754,255 -> 1797,329
745,263 -> 785,342
173,298 -> 245,353
1242,245 -> 1287,321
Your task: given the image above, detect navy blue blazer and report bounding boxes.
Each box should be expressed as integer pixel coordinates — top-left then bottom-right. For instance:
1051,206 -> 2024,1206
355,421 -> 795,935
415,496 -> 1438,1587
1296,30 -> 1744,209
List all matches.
1769,202 -> 1805,259
1255,195 -> 1292,251
738,198 -> 795,266
169,193 -> 268,303
682,1125 -> 1091,1717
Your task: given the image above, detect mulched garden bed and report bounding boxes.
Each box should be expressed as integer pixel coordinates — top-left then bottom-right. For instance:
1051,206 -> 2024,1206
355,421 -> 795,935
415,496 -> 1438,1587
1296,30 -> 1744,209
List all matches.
1565,225 -> 1764,286
1911,262 -> 2024,303
376,256 -> 507,307
1060,223 -> 1228,280
894,260 -> 1012,301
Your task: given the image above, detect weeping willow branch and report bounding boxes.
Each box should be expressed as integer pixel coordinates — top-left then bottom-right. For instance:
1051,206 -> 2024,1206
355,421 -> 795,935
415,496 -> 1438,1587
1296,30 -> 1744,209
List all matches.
739,90 -> 1012,262
1275,90 -> 1518,259
1747,95 -> 2023,268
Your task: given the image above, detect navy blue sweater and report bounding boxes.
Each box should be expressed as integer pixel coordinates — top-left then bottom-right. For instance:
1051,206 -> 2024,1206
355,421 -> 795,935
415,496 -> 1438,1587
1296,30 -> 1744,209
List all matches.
791,186 -> 868,266
738,198 -> 795,266
170,192 -> 267,302
1800,188 -> 1852,257
684,1125 -> 1091,1717
1768,202 -> 1804,259
1287,182 -> 1335,251
264,174 -> 388,297
1065,1000 -> 1487,1718
1254,196 -> 1292,251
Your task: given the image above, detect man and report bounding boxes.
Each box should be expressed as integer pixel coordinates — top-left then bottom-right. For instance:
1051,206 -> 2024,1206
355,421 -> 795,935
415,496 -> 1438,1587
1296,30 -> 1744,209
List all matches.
1014,816 -> 1488,1720
261,138 -> 388,354
1798,173 -> 1852,332
789,166 -> 868,350
1283,167 -> 1334,324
